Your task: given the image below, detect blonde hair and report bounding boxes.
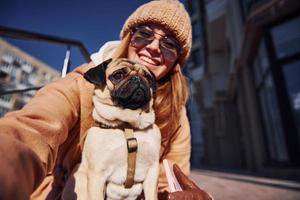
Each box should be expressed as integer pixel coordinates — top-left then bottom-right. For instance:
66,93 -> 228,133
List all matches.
113,33 -> 189,159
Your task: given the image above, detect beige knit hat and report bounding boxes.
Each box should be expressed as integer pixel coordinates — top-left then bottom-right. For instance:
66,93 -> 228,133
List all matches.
120,0 -> 192,66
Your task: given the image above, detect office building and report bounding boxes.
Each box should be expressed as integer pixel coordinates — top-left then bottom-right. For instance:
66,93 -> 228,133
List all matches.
185,0 -> 300,180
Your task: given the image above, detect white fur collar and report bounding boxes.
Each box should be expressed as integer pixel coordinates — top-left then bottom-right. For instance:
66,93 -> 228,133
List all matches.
90,41 -> 120,65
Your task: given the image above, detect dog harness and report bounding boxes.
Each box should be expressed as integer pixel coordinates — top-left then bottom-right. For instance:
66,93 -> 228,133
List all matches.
93,121 -> 138,188
124,128 -> 138,188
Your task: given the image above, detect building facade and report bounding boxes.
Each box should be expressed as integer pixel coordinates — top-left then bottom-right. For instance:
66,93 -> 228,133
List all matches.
183,0 -> 207,168
0,39 -> 60,116
185,0 -> 300,180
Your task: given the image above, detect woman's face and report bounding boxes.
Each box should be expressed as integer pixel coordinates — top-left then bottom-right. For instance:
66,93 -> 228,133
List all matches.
127,24 -> 180,80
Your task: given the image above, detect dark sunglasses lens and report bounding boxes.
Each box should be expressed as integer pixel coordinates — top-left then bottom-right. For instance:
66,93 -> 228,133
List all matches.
131,29 -> 153,48
136,29 -> 153,39
161,38 -> 180,56
160,47 -> 178,61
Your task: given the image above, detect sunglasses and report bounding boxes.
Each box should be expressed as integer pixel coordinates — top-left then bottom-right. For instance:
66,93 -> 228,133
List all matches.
130,26 -> 182,61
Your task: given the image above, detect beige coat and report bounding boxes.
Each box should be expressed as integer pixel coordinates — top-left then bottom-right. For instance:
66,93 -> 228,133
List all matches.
0,42 -> 191,199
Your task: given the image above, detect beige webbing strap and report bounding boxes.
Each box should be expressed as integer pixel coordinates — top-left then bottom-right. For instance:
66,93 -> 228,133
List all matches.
124,128 -> 138,188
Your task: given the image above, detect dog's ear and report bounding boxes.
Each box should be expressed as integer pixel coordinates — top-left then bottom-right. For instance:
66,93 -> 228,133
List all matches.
84,58 -> 112,88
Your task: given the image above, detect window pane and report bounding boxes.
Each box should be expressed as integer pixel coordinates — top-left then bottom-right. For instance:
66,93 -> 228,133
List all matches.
271,16 -> 300,59
253,58 -> 262,86
186,0 -> 199,16
254,39 -> 270,87
282,60 -> 300,145
193,48 -> 203,67
240,0 -> 271,15
259,74 -> 289,162
258,39 -> 269,74
192,20 -> 202,42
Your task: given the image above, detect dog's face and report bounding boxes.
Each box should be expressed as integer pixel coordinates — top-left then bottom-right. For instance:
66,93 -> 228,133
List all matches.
84,58 -> 157,110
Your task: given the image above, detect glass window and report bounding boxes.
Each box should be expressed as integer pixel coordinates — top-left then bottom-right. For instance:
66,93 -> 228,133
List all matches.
282,60 -> 300,145
240,0 -> 270,16
192,20 -> 202,42
271,16 -> 300,59
192,48 -> 203,68
0,107 -> 9,117
253,58 -> 262,86
258,39 -> 269,74
186,0 -> 199,16
254,39 -> 270,87
192,0 -> 199,10
0,94 -> 12,102
259,75 -> 289,162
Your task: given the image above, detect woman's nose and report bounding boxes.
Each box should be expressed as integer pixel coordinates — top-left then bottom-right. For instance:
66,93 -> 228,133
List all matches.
145,38 -> 161,55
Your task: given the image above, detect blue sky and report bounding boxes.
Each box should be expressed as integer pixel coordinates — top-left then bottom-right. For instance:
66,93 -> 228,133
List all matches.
0,0 -> 150,72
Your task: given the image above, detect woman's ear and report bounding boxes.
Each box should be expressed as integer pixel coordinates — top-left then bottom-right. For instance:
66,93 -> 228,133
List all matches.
84,58 -> 112,87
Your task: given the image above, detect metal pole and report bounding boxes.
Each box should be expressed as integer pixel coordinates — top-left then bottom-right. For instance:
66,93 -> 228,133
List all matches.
61,46 -> 71,77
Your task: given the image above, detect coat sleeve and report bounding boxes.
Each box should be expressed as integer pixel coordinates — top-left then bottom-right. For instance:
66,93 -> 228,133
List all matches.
158,107 -> 191,192
0,63 -> 92,199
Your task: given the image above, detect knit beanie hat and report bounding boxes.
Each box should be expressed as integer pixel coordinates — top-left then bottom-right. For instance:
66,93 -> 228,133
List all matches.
120,0 -> 192,66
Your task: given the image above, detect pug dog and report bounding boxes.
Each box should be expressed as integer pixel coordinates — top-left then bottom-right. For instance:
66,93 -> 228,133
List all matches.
62,58 -> 161,200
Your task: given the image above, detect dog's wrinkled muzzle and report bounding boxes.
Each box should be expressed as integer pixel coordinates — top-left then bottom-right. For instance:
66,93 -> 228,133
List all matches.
112,76 -> 151,110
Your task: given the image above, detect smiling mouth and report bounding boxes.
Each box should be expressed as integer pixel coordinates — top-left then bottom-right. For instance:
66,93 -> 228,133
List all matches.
139,55 -> 160,66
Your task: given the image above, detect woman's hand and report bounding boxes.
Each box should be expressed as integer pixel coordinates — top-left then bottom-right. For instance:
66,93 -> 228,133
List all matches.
138,164 -> 214,200
166,164 -> 214,200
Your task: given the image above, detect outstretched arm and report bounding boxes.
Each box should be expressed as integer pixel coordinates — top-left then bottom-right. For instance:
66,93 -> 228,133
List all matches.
0,62 -> 94,198
0,134 -> 45,199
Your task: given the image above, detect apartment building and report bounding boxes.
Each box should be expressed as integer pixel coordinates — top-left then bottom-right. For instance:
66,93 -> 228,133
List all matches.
0,39 -> 60,116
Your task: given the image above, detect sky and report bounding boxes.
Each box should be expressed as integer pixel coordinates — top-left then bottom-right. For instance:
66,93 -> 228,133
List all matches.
0,0 -> 150,72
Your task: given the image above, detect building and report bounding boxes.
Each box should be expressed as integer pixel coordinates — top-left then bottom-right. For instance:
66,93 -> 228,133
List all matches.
183,0 -> 207,168
185,0 -> 300,180
0,39 -> 60,116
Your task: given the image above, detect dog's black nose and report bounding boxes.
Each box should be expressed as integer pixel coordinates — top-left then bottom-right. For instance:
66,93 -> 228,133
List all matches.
131,76 -> 141,84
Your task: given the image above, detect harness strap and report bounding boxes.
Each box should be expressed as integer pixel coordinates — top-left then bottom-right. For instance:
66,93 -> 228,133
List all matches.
92,122 -> 138,189
124,128 -> 138,188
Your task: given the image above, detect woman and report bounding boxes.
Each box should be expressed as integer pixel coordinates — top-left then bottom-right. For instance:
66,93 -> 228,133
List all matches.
0,0 -> 212,199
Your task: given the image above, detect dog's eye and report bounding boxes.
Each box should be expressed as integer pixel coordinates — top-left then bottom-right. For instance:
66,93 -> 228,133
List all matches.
112,71 -> 124,80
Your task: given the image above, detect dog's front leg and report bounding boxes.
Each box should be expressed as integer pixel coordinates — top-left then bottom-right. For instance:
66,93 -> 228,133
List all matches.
87,170 -> 106,200
143,162 -> 159,200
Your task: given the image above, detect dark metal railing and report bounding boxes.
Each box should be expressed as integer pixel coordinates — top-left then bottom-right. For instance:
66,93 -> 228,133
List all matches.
0,26 -> 91,61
